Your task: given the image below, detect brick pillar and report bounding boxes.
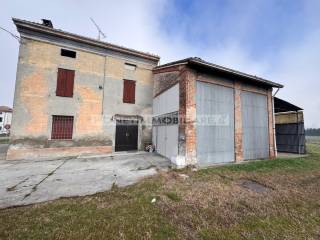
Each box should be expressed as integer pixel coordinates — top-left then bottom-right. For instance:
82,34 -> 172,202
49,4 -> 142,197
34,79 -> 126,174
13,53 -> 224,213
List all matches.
185,69 -> 197,165
234,81 -> 244,162
267,89 -> 276,159
179,67 -> 197,166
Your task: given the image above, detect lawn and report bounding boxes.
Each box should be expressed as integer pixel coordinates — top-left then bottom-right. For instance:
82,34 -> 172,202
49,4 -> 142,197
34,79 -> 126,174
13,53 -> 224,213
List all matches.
0,142 -> 319,239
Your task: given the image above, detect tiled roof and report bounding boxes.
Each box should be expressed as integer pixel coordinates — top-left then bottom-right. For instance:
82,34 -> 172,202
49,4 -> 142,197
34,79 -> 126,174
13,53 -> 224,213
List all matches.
154,57 -> 283,88
0,106 -> 13,112
13,18 -> 160,62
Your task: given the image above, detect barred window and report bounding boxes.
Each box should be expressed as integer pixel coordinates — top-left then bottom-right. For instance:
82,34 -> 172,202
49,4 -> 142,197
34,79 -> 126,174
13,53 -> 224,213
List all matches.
51,115 -> 74,140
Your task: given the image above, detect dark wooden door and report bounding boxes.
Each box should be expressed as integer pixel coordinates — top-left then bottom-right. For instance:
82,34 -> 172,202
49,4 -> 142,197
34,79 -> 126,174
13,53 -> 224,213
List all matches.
115,120 -> 138,151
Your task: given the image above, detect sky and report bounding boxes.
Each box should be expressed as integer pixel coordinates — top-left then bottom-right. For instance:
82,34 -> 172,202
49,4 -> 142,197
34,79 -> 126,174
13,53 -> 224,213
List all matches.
1,0 -> 319,128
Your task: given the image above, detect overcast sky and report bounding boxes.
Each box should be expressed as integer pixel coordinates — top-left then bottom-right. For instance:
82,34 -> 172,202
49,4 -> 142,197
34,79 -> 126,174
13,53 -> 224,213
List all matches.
1,0 -> 319,128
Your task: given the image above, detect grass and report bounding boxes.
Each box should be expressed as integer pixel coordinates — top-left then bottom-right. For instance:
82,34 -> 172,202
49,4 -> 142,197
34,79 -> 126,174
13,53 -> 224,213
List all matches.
0,137 -> 9,144
0,141 -> 320,239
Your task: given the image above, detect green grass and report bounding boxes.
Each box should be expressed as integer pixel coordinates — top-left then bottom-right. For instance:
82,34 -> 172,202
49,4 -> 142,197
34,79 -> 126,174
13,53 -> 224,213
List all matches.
0,142 -> 319,239
0,138 -> 9,144
165,191 -> 181,202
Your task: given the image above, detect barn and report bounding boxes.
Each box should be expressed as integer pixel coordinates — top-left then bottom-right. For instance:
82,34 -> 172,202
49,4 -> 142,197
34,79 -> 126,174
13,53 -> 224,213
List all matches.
274,97 -> 306,154
152,57 -> 283,167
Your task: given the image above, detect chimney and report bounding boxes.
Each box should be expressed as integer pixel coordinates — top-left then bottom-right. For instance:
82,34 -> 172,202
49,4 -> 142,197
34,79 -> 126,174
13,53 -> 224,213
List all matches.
41,19 -> 53,28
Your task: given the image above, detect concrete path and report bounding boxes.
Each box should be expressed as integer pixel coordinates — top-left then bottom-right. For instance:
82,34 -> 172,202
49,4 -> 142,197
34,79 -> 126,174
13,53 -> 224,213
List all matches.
0,153 -> 170,209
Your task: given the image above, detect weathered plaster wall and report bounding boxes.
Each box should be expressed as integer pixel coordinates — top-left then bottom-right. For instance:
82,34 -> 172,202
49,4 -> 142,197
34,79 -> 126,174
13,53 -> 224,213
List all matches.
9,37 -> 156,158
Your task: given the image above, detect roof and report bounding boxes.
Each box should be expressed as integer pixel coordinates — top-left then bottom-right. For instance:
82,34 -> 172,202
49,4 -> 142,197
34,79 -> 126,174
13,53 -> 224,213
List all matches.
274,97 -> 303,113
12,18 -> 160,62
154,57 -> 283,88
0,106 -> 13,113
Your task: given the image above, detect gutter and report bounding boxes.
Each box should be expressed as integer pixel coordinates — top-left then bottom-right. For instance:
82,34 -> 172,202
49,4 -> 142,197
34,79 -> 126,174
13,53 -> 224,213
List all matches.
272,87 -> 280,157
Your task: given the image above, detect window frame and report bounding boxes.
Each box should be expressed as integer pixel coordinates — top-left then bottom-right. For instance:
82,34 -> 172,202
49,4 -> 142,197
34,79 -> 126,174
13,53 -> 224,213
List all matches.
51,115 -> 74,140
124,63 -> 137,71
60,49 -> 77,58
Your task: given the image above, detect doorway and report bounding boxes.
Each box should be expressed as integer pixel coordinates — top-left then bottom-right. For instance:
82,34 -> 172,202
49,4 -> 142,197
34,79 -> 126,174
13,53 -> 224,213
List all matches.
115,119 -> 138,151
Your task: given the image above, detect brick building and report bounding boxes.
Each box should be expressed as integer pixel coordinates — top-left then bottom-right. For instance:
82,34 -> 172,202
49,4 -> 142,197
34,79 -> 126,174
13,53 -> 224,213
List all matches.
8,19 -> 284,167
152,58 -> 283,167
7,19 -> 159,160
0,106 -> 13,134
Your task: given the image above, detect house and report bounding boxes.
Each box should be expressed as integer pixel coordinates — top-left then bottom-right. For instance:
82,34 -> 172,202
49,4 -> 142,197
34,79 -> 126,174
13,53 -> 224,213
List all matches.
0,106 -> 12,135
7,18 -> 159,160
274,97 -> 306,154
8,18 -> 285,167
152,58 -> 283,167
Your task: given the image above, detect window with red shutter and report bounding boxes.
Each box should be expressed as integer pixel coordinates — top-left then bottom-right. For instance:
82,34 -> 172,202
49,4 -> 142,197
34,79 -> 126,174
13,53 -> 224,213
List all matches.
56,68 -> 74,97
123,79 -> 136,104
51,115 -> 74,140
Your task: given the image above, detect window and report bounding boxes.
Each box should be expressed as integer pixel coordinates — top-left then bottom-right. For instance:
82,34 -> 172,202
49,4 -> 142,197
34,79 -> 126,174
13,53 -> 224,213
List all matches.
0,117 -> 2,122
56,68 -> 75,97
123,79 -> 136,104
0,126 -> 2,130
51,115 -> 74,140
61,49 -> 76,58
124,63 -> 136,71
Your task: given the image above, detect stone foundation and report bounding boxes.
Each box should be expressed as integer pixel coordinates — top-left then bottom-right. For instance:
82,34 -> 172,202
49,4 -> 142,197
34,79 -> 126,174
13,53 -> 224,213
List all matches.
6,145 -> 112,160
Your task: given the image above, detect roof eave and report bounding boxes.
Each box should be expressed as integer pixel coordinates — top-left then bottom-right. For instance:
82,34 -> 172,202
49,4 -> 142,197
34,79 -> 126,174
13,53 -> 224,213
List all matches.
13,18 -> 160,62
188,59 -> 283,88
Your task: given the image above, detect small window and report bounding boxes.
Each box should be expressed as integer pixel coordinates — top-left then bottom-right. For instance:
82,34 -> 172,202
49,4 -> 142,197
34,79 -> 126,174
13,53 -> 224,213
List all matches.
61,49 -> 76,58
123,79 -> 136,104
0,117 -> 2,122
51,115 -> 74,140
124,63 -> 136,71
0,126 -> 2,130
56,68 -> 75,97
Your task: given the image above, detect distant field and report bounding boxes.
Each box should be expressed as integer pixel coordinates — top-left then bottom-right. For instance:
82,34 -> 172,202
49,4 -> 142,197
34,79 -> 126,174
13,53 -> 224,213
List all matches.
306,136 -> 320,145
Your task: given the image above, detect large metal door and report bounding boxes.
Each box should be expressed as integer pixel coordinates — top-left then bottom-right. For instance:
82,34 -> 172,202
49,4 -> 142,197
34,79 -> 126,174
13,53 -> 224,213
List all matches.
196,81 -> 235,165
154,125 -> 178,160
241,91 -> 269,160
115,120 -> 138,151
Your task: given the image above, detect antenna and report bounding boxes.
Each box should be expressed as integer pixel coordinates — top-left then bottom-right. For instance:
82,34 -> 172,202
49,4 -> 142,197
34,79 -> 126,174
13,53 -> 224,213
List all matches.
90,17 -> 106,41
0,26 -> 20,43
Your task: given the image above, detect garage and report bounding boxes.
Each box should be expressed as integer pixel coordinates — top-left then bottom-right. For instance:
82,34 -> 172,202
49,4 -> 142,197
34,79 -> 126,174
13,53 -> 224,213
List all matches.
241,91 -> 269,160
196,81 -> 235,165
152,57 -> 283,168
153,124 -> 178,160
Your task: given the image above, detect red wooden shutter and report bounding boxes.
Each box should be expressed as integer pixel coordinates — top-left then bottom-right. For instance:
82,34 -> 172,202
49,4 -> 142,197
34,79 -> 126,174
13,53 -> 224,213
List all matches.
123,80 -> 136,104
65,70 -> 74,97
56,68 -> 74,97
51,115 -> 74,139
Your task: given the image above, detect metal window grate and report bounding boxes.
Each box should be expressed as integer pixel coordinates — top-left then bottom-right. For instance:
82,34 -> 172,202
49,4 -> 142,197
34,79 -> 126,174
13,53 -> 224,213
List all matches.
51,115 -> 74,140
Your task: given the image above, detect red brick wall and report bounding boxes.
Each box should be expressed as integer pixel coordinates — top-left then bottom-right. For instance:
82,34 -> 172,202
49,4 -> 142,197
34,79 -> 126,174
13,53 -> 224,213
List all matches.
234,81 -> 244,162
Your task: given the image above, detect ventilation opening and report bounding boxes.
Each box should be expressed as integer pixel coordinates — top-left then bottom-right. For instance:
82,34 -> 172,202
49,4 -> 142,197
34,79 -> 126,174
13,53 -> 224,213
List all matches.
61,49 -> 76,58
124,63 -> 136,71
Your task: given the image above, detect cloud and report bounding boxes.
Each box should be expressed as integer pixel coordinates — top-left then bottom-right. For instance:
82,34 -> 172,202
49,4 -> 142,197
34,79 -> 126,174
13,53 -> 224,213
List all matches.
1,0 -> 319,127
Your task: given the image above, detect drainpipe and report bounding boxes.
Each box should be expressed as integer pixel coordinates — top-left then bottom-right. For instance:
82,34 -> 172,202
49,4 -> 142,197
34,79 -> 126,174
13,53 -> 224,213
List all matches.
296,111 -> 300,155
101,55 -> 107,115
272,88 -> 280,157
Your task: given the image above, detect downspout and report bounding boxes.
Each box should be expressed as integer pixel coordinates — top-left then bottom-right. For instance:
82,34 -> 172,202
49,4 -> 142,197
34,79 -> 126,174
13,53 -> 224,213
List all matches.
101,55 -> 107,115
296,111 -> 300,154
272,88 -> 280,157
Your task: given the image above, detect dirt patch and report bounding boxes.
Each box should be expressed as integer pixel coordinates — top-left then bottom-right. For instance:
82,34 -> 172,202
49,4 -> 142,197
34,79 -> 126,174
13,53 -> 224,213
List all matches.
238,179 -> 271,193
